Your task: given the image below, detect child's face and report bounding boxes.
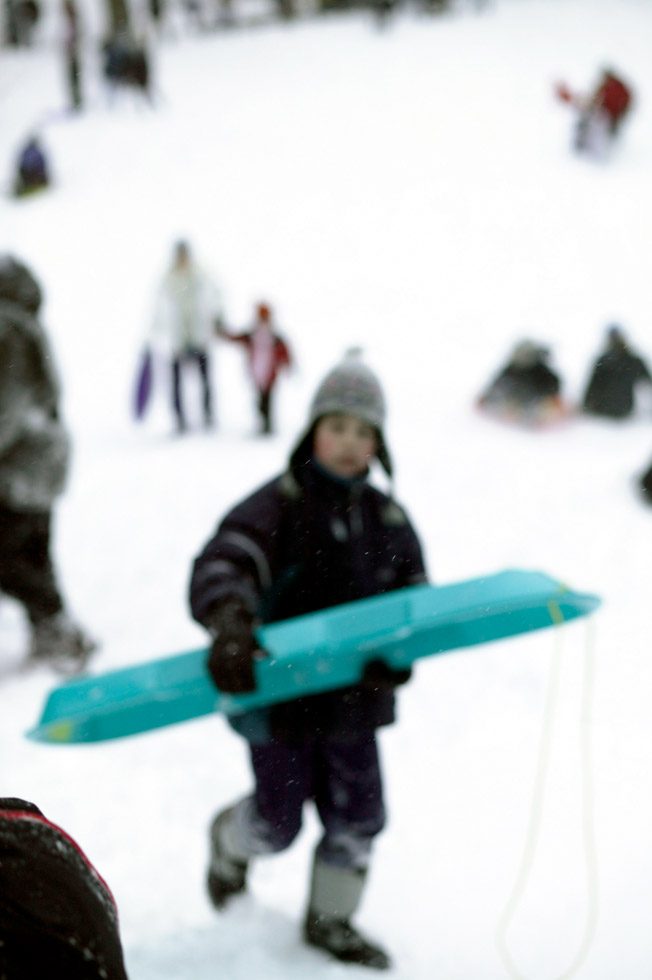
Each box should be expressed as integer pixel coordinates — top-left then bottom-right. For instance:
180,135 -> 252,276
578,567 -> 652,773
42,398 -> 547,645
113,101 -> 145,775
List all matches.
313,413 -> 378,479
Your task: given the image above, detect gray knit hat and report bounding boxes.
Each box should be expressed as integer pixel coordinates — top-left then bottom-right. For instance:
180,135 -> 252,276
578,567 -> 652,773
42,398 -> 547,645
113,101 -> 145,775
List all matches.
290,349 -> 393,477
308,348 -> 386,430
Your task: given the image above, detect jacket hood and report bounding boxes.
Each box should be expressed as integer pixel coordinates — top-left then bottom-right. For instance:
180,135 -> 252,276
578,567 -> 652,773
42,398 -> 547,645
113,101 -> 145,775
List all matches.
0,255 -> 42,313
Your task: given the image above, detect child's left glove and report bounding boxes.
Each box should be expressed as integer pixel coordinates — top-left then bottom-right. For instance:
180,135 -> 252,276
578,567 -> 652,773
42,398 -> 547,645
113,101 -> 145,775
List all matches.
205,599 -> 264,694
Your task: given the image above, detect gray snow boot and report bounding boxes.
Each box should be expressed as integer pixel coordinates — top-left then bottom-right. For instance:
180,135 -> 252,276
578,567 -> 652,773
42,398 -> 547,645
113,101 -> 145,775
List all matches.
28,612 -> 96,676
303,858 -> 391,971
207,808 -> 249,909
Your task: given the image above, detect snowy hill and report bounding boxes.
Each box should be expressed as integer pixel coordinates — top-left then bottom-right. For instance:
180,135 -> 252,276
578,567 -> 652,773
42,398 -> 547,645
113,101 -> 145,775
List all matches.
2,1 -> 652,977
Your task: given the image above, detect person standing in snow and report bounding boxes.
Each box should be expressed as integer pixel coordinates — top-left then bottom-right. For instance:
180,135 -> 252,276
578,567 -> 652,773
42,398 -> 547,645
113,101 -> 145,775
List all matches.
152,239 -> 223,433
217,301 -> 292,435
568,67 -> 634,156
582,324 -> 651,420
190,350 -> 427,970
0,256 -> 95,674
62,0 -> 82,112
0,798 -> 129,978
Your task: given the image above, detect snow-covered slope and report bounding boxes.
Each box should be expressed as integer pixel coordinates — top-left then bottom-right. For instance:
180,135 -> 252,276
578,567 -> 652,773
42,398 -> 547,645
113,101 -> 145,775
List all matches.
2,1 -> 652,976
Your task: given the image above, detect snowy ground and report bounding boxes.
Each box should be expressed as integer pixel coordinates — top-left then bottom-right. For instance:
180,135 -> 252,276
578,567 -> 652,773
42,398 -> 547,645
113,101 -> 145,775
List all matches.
2,0 -> 652,977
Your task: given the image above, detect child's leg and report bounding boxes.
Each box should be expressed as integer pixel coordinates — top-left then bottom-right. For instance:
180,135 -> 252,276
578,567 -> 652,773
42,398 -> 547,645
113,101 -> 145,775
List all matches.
302,733 -> 390,967
207,739 -> 312,907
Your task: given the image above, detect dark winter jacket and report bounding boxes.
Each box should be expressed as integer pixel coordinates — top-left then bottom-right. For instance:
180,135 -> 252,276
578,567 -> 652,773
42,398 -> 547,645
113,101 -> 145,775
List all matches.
190,458 -> 427,742
0,259 -> 70,512
582,347 -> 651,419
0,798 -> 129,979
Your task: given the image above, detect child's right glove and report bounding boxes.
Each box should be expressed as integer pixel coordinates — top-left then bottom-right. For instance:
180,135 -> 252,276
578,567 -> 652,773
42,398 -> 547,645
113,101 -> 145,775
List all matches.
205,598 -> 262,694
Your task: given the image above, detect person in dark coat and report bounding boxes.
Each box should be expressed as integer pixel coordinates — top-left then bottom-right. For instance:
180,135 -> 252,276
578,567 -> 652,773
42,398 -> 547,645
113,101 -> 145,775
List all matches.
582,325 -> 651,420
12,134 -> 50,197
0,798 -> 129,979
218,301 -> 292,435
0,255 -> 95,674
190,350 -> 428,970
477,339 -> 562,423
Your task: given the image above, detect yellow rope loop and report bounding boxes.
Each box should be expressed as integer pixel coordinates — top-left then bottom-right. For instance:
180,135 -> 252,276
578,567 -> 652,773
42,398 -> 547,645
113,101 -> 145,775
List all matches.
495,614 -> 598,980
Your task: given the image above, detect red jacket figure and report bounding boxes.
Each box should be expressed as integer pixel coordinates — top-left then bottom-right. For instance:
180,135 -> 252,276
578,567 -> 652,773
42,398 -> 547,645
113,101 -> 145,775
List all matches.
220,302 -> 292,435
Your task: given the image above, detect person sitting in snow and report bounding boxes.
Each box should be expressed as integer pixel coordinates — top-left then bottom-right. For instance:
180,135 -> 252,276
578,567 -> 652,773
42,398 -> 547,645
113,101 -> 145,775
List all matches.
151,239 -> 223,433
0,797 -> 129,978
12,134 -> 50,198
477,339 -> 563,425
582,324 -> 651,420
217,301 -> 292,435
189,350 -> 428,970
0,255 -> 95,674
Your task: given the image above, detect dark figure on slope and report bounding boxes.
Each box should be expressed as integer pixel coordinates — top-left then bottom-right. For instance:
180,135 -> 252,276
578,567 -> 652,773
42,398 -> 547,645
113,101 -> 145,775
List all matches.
190,351 -> 427,970
0,798 -> 129,979
62,0 -> 83,111
218,301 -> 292,435
582,325 -> 651,420
0,256 -> 95,674
477,339 -> 564,427
13,134 -> 50,197
102,31 -> 152,101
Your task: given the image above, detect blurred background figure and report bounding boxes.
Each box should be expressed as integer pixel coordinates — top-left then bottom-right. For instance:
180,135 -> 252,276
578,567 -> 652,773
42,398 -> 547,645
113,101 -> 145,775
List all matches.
0,256 -> 95,674
582,324 -> 651,420
3,0 -> 40,46
0,798 -> 129,978
218,301 -> 293,436
151,239 -> 223,434
101,30 -> 152,104
12,133 -> 50,198
62,0 -> 82,112
477,338 -> 565,427
557,66 -> 634,158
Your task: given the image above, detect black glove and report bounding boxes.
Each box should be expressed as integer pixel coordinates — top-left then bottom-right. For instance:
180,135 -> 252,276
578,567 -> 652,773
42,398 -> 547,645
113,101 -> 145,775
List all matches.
361,659 -> 412,692
205,599 -> 262,694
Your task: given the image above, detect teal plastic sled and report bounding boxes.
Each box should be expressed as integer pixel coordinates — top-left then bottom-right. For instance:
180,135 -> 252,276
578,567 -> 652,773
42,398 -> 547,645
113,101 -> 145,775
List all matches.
27,569 -> 600,745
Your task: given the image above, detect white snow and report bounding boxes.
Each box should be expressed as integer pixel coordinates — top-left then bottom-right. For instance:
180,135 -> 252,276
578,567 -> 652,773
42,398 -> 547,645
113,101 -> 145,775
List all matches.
2,1 -> 652,977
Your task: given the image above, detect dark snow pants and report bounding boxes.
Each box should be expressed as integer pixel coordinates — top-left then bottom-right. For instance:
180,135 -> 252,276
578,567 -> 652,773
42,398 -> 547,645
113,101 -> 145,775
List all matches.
0,506 -> 63,624
172,348 -> 212,428
234,732 -> 386,870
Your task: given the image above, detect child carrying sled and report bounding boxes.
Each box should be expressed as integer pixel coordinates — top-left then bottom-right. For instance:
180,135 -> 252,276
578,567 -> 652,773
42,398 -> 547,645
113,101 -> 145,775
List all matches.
189,350 -> 427,970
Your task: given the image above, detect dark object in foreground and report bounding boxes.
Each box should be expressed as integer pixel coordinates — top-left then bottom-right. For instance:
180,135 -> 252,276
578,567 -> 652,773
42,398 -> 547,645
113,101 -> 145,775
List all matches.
0,798 -> 128,979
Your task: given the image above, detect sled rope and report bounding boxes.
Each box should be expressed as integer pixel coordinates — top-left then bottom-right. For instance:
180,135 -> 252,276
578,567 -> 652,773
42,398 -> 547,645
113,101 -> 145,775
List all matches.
495,608 -> 598,980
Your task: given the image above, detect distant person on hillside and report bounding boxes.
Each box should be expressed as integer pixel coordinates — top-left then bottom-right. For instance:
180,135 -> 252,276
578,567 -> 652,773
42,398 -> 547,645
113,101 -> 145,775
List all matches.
151,239 -> 223,433
62,0 -> 82,111
12,134 -> 50,198
0,255 -> 95,674
582,324 -> 651,420
558,67 -> 634,157
190,351 -> 427,970
0,797 -> 129,978
477,339 -> 565,426
101,31 -> 152,102
217,301 -> 292,435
